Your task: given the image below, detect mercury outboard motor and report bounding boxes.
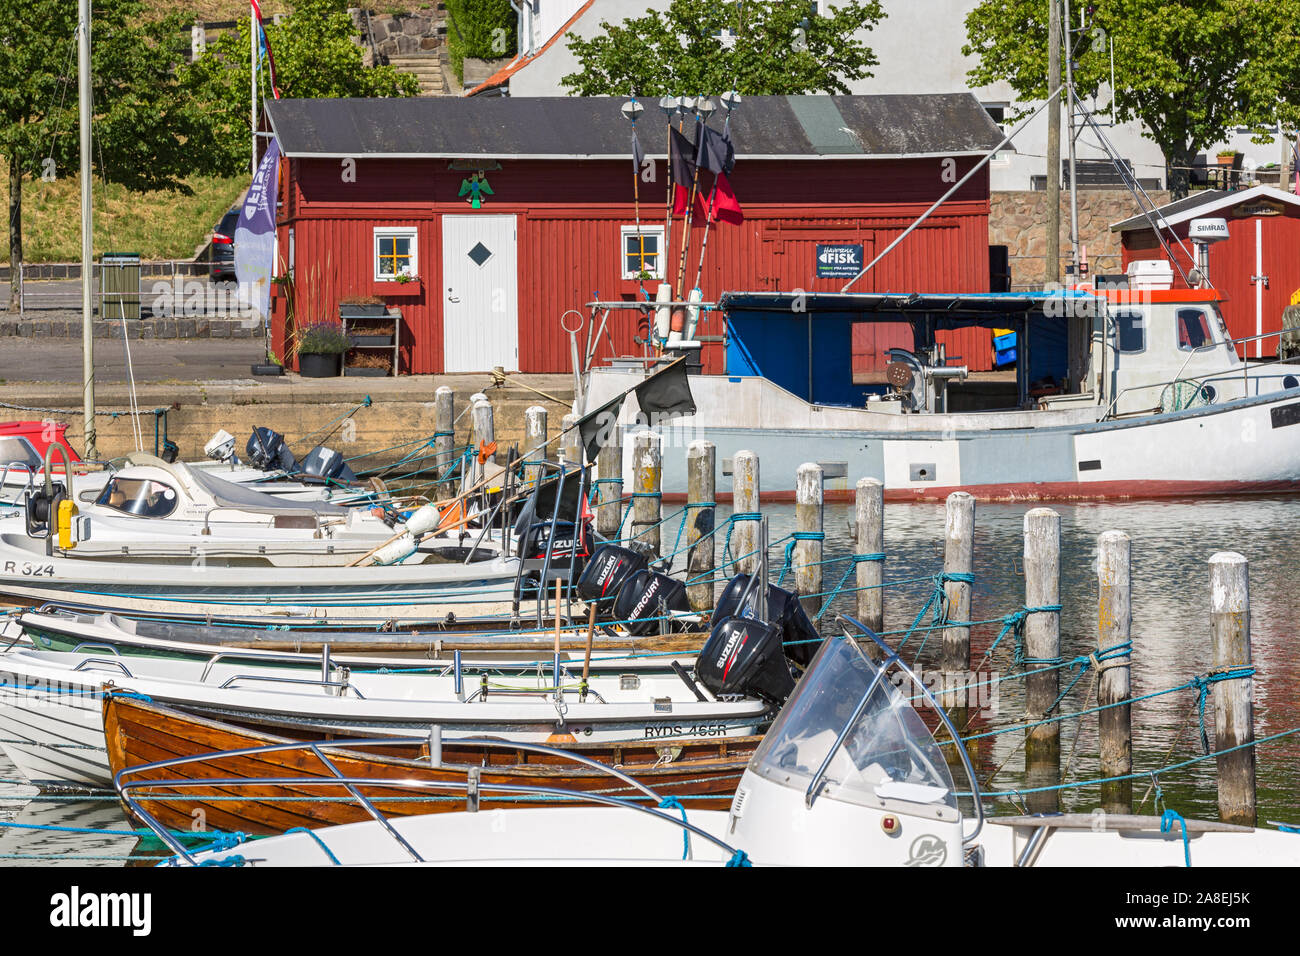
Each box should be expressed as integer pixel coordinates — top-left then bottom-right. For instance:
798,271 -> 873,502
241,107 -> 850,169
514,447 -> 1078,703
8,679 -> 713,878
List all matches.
298,445 -> 358,484
611,568 -> 691,635
576,544 -> 649,610
246,427 -> 296,472
712,573 -> 825,668
696,615 -> 796,704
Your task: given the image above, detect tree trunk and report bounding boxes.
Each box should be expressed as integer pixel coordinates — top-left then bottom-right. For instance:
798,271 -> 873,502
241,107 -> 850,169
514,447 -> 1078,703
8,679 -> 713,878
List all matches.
1166,146 -> 1194,201
7,153 -> 20,313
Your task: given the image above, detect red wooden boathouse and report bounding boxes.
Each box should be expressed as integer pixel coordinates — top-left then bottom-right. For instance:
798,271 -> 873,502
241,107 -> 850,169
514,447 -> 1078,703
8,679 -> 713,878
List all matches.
1113,185 -> 1300,359
264,94 -> 1003,376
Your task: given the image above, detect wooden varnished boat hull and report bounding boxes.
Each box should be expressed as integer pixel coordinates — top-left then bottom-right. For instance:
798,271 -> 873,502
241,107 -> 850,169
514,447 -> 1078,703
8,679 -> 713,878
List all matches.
104,694 -> 759,835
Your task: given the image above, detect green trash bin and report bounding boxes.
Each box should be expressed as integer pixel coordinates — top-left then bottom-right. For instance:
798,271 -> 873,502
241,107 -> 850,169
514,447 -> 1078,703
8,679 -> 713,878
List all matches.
100,252 -> 141,320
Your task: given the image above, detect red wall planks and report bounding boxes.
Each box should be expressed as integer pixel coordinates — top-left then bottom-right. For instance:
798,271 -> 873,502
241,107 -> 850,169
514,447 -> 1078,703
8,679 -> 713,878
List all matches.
274,155 -> 994,374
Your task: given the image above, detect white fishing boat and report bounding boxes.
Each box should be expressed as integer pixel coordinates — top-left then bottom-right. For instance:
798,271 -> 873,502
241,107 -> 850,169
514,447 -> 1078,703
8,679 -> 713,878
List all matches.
581,279 -> 1300,502
0,642 -> 772,790
164,625 -> 1300,867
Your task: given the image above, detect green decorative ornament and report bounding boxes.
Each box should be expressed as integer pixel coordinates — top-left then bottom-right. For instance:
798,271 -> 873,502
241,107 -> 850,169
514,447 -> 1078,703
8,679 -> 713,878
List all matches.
458,172 -> 494,209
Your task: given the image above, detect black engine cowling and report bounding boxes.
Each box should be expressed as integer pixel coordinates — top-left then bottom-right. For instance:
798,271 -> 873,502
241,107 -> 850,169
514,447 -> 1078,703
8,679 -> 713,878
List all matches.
246,427 -> 296,472
575,544 -> 648,607
611,568 -> 691,635
712,573 -> 825,667
696,616 -> 796,704
298,444 -> 357,483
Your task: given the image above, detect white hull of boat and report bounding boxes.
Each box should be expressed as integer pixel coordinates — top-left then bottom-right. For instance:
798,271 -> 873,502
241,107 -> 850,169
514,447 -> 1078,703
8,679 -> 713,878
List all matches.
0,649 -> 769,789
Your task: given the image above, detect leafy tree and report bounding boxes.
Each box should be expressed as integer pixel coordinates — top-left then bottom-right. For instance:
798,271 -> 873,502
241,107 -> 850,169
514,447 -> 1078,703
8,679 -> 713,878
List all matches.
182,0 -> 419,176
561,0 -> 884,96
963,0 -> 1300,198
445,0 -> 516,84
1,0 -> 203,305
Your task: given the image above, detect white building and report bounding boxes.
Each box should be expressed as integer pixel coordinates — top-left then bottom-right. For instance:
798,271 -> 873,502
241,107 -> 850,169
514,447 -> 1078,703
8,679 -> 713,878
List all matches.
479,1 -> 1292,191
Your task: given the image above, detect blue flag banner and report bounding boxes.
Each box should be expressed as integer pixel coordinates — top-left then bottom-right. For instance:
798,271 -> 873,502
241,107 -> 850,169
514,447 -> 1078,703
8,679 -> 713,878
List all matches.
235,138 -> 280,325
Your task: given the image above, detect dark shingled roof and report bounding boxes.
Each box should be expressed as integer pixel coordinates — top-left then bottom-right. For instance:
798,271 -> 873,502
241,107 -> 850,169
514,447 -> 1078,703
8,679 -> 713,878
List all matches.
265,94 -> 1002,160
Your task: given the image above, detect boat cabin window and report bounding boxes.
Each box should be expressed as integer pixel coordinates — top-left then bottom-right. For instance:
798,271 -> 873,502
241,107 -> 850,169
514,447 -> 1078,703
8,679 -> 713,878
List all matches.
94,477 -> 178,518
751,637 -> 957,816
1177,308 -> 1215,350
1114,309 -> 1145,353
0,437 -> 41,471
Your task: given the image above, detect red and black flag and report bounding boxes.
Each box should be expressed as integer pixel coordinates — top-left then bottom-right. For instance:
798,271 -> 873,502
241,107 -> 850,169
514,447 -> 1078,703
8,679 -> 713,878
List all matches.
669,125 -> 705,217
699,124 -> 743,225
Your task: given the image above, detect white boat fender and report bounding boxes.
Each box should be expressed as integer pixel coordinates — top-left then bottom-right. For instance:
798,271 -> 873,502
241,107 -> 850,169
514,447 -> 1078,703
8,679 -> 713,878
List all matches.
653,283 -> 673,345
684,287 -> 703,341
401,502 -> 442,537
369,531 -> 418,566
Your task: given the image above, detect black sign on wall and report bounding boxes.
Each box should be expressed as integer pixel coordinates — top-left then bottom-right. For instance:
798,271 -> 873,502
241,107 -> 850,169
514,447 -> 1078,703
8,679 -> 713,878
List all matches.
815,243 -> 864,279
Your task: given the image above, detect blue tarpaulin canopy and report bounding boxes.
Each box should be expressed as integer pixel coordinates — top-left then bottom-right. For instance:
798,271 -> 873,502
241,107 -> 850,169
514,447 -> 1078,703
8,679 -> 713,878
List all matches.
718,291 -> 1102,406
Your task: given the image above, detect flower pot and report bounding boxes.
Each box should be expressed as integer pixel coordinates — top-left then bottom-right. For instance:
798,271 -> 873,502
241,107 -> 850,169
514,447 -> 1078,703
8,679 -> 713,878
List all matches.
1216,155 -> 1236,166
344,366 -> 392,377
298,352 -> 342,378
350,334 -> 395,347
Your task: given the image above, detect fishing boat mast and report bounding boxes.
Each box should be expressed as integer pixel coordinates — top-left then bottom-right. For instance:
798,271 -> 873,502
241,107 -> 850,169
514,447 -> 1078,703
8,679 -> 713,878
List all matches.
78,0 -> 97,459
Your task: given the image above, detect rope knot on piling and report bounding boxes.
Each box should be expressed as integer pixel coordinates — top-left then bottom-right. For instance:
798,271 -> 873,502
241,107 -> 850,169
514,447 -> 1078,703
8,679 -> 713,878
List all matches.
1190,666 -> 1255,754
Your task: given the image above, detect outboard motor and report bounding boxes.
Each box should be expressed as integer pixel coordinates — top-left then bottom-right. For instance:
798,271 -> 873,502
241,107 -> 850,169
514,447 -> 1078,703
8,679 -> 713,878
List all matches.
713,573 -> 825,667
611,568 -> 691,635
298,445 -> 358,484
696,616 -> 796,704
520,520 -> 593,568
245,427 -> 296,472
576,544 -> 649,611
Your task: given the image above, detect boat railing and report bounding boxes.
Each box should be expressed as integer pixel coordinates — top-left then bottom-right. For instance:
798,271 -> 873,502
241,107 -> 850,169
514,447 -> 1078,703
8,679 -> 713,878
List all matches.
115,728 -> 746,866
1102,355 -> 1300,420
824,615 -> 985,846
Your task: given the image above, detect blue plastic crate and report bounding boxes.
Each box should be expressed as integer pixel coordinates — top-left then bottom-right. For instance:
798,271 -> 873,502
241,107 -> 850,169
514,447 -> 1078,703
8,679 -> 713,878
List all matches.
994,347 -> 1017,367
992,332 -> 1017,352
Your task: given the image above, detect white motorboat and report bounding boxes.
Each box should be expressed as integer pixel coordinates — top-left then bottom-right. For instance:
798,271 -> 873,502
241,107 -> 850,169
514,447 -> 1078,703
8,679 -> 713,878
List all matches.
582,279 -> 1300,501
0,642 -> 772,790
166,624 -> 1300,867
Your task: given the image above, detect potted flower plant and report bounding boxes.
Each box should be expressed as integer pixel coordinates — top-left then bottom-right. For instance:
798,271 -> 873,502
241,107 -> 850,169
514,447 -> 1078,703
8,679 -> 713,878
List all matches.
1216,150 -> 1239,166
292,321 -> 350,377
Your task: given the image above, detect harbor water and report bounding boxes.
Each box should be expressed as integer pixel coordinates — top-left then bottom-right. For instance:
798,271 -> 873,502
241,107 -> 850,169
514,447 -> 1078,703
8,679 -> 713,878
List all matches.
3,495 -> 1298,864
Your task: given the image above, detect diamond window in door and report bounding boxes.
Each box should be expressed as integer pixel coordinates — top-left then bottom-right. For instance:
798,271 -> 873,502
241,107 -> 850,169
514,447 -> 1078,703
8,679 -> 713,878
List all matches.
468,241 -> 493,267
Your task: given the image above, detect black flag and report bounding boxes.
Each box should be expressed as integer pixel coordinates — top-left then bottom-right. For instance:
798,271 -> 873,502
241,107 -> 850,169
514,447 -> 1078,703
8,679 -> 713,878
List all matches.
695,124 -> 734,176
635,356 -> 696,418
574,391 -> 626,464
632,127 -> 645,175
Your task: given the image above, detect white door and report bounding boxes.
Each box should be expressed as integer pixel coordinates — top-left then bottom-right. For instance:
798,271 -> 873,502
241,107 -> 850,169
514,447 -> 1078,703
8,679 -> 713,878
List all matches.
441,215 -> 519,372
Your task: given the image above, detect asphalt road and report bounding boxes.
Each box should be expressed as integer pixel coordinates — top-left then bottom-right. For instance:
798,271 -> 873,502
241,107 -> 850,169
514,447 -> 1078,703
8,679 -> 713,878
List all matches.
0,337 -> 266,384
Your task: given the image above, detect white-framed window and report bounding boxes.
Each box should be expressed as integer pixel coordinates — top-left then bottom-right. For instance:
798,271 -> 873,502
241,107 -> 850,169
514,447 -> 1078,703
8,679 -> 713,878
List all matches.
374,227 -> 418,281
621,225 -> 665,280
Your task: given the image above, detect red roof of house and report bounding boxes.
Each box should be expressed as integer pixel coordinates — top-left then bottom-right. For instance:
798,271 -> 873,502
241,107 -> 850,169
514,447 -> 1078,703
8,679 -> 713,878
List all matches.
465,1 -> 595,97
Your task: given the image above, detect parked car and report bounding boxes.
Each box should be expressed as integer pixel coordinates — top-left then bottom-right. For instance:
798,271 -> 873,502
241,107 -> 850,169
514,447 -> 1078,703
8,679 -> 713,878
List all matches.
210,210 -> 239,284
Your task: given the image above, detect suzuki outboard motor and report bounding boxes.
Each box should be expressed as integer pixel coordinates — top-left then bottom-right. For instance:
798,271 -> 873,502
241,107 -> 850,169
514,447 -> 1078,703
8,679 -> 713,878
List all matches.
246,427 -> 296,472
713,573 -> 825,667
696,616 -> 796,704
611,568 -> 691,635
298,445 -> 358,484
575,544 -> 649,611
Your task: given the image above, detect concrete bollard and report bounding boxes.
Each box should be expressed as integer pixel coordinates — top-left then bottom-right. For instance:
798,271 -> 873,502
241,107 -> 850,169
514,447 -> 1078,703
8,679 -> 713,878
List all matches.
630,432 -> 662,557
730,450 -> 760,575
1209,552 -> 1255,826
596,436 -> 624,539
433,386 -> 455,499
1023,507 -> 1061,814
471,399 -> 495,467
855,477 -> 885,658
939,492 -> 975,708
560,413 -> 580,466
523,405 -> 547,485
1097,530 -> 1133,815
794,463 -> 824,618
685,441 -> 716,612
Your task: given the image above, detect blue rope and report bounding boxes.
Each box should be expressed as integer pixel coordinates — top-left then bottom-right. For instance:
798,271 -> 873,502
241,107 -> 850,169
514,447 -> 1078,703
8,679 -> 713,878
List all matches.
197,854 -> 247,867
660,796 -> 690,860
777,531 -> 825,586
1161,809 -> 1191,867
1190,667 -> 1255,754
726,849 -> 752,867
284,826 -> 343,865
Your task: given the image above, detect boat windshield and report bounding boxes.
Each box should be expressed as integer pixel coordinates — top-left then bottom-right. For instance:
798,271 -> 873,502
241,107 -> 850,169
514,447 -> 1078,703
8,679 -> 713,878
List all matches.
0,437 -> 41,471
750,636 -> 957,813
95,477 -> 178,518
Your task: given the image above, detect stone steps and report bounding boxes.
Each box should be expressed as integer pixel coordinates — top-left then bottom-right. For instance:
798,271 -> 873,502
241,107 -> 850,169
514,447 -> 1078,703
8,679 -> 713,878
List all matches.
387,52 -> 448,97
